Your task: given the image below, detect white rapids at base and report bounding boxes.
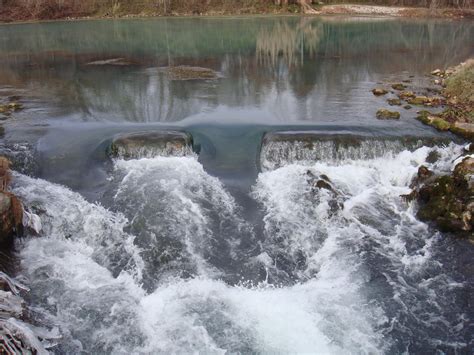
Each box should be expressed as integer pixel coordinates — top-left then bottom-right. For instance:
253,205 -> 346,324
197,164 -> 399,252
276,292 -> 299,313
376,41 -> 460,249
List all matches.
11,143 -> 469,353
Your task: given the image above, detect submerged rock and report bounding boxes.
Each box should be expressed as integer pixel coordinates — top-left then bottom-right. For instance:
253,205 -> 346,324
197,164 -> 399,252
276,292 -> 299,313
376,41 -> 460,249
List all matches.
86,57 -> 137,66
388,98 -> 402,106
167,66 -> 218,81
376,109 -> 400,120
108,131 -> 194,160
372,88 -> 388,96
391,83 -> 406,91
0,102 -> 23,116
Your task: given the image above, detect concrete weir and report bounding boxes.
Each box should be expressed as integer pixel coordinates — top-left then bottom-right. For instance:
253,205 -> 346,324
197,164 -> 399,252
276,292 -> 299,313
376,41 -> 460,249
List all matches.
107,131 -> 194,160
259,131 -> 451,171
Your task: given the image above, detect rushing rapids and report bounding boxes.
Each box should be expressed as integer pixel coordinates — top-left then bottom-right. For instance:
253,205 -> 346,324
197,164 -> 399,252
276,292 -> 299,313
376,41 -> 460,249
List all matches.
4,137 -> 472,353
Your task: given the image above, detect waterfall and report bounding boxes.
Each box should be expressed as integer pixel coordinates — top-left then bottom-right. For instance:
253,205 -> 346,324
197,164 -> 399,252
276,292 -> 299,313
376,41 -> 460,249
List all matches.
7,141 -> 470,353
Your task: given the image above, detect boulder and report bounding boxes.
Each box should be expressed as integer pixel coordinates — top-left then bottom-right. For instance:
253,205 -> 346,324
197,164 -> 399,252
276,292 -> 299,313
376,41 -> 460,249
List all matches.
108,131 -> 194,160
376,109 -> 400,120
372,88 -> 388,96
413,157 -> 473,237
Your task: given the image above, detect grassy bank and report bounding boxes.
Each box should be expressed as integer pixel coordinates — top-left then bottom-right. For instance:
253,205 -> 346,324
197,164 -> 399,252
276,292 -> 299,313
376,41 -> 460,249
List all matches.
0,0 -> 472,22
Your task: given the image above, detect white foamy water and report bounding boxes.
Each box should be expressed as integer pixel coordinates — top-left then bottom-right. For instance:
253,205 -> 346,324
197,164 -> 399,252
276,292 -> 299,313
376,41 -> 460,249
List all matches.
254,142 -> 468,352
11,145 -> 470,353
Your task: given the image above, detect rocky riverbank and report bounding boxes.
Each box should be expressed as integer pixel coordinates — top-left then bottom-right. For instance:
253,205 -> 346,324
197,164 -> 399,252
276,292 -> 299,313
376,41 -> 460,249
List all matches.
404,146 -> 473,238
372,59 -> 474,141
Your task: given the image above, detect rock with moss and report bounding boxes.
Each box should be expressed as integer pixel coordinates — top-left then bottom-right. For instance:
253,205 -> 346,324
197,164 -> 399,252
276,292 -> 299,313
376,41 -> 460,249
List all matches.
388,98 -> 401,106
398,91 -> 416,100
376,109 -> 400,120
412,157 -> 473,237
407,96 -> 430,105
416,111 -> 450,131
372,88 -> 388,96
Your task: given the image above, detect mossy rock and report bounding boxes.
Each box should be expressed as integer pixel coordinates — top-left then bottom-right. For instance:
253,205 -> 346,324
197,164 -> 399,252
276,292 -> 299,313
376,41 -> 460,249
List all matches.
398,91 -> 416,100
431,117 -> 451,131
416,111 -> 450,131
388,98 -> 402,106
372,88 -> 388,96
376,109 -> 400,120
391,83 -> 406,91
407,96 -> 430,105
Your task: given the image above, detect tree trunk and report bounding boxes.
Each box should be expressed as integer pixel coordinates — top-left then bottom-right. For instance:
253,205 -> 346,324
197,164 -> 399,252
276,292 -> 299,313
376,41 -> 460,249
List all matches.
297,0 -> 318,14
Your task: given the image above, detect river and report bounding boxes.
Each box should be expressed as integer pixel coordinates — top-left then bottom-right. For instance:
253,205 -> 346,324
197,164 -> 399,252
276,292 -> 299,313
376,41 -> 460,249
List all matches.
0,16 -> 473,353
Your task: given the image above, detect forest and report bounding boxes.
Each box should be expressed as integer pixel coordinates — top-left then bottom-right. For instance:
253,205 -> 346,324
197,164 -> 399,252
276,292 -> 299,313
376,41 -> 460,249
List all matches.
0,0 -> 472,21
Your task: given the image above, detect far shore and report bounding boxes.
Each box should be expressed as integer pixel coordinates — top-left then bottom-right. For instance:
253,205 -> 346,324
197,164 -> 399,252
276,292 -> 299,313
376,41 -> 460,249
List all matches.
0,4 -> 472,25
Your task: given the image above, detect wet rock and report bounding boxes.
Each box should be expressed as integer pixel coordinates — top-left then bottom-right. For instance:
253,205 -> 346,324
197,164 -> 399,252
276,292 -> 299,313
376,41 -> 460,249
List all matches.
372,88 -> 388,96
391,83 -> 406,91
426,150 -> 440,164
167,66 -> 218,81
315,179 -> 333,192
388,98 -> 402,106
453,156 -> 474,186
0,156 -> 23,245
376,109 -> 400,120
407,96 -> 430,105
418,165 -> 434,180
412,157 -> 473,237
416,111 -> 450,131
306,171 -> 344,213
108,131 -> 194,160
404,105 -> 412,110
0,192 -> 23,245
408,165 -> 434,189
0,126 -> 4,138
398,91 -> 416,100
